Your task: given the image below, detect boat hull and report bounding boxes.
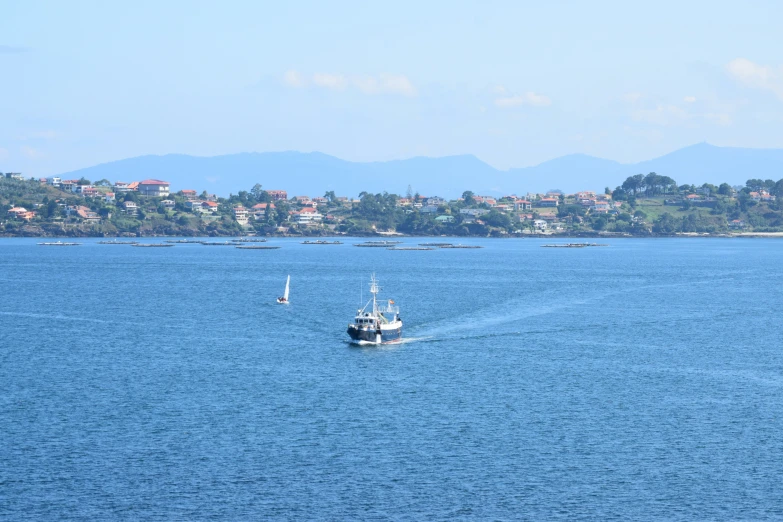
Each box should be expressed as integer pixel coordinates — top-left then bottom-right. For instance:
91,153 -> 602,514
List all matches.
347,324 -> 402,343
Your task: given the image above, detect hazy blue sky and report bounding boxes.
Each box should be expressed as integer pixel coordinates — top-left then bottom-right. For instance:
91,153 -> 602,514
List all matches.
2,0 -> 783,176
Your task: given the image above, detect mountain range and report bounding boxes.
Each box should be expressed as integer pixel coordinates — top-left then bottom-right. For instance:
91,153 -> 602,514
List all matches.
58,143 -> 783,198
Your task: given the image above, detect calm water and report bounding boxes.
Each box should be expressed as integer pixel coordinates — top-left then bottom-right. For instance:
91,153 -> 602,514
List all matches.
2,237 -> 783,520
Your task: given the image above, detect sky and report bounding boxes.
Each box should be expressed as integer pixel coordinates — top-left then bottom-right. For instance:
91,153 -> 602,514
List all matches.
2,0 -> 783,176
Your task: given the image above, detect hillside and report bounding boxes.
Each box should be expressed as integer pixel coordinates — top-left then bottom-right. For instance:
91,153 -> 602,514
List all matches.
55,143 -> 783,198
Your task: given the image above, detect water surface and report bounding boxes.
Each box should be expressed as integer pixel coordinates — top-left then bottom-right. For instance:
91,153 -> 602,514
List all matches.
2,237 -> 782,519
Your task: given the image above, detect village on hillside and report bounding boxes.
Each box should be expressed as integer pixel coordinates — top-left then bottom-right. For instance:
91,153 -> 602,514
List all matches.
1,171 -> 782,237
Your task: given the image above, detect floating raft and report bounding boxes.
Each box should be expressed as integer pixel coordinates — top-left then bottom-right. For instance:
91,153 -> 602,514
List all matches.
354,241 -> 403,247
132,243 -> 174,248
38,241 -> 81,246
440,245 -> 482,249
231,238 -> 268,243
419,242 -> 454,247
302,240 -> 343,245
387,246 -> 434,251
541,243 -> 609,248
98,240 -> 138,245
200,242 -> 235,246
165,239 -> 201,244
235,245 -> 281,250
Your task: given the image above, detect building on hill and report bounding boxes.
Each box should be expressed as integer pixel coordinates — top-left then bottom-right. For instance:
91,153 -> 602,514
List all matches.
201,201 -> 218,213
7,207 -> 36,221
123,201 -> 138,215
104,193 -> 115,203
46,177 -> 61,187
291,207 -> 322,225
234,205 -> 249,225
538,198 -> 559,207
5,173 -> 24,180
729,219 -> 747,229
460,208 -> 490,217
138,179 -> 170,197
75,206 -> 101,222
180,189 -> 197,199
514,200 -> 532,211
59,180 -> 78,192
267,190 -> 288,201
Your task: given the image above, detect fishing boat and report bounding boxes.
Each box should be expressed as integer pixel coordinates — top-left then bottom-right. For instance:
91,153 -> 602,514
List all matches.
277,275 -> 290,304
347,274 -> 402,344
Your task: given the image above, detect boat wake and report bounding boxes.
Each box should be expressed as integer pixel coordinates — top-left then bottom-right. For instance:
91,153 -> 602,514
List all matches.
345,336 -> 432,347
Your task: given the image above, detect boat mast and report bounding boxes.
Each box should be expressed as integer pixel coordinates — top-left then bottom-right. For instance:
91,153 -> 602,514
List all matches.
370,273 -> 380,315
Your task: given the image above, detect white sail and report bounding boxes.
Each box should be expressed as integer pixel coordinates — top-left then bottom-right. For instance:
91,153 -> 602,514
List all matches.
283,275 -> 290,301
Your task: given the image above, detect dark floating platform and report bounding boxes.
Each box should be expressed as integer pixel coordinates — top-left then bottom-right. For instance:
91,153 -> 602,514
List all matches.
98,240 -> 138,245
387,246 -> 434,251
38,241 -> 81,246
354,241 -> 403,247
541,243 -> 609,248
132,243 -> 174,248
165,239 -> 202,244
302,240 -> 343,245
231,238 -> 268,243
419,242 -> 454,247
235,245 -> 281,250
200,242 -> 235,246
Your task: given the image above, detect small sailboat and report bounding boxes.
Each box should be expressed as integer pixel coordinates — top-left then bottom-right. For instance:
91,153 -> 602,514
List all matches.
277,275 -> 290,304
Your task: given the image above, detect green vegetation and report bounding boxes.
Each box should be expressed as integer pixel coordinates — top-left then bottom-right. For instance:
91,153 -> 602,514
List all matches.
4,172 -> 783,237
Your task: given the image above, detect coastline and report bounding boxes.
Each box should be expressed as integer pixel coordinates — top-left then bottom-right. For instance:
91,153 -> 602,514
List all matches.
2,231 -> 782,239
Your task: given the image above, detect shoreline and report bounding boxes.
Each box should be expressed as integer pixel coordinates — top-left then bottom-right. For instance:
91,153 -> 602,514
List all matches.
3,232 -> 783,239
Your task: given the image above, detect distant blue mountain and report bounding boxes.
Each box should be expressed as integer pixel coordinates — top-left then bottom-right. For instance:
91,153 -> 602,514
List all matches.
58,143 -> 783,198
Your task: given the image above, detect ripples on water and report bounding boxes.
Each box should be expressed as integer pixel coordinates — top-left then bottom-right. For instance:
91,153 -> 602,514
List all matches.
2,237 -> 783,519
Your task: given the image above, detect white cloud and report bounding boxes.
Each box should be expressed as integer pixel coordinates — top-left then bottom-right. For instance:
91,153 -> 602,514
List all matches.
623,92 -> 644,103
494,92 -> 551,108
705,112 -> 732,126
18,130 -> 59,141
377,74 -> 416,97
726,58 -> 783,99
354,74 -> 416,96
312,73 -> 347,90
20,146 -> 44,159
631,104 -> 690,126
283,70 -> 305,88
683,96 -> 697,103
283,70 -> 417,97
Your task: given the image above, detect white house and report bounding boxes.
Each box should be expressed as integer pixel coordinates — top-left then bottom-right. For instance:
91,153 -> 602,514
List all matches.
138,179 -> 170,197
292,208 -> 323,224
459,208 -> 490,217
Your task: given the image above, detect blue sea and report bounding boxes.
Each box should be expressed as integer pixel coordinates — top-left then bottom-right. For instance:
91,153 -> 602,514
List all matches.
2,237 -> 783,520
